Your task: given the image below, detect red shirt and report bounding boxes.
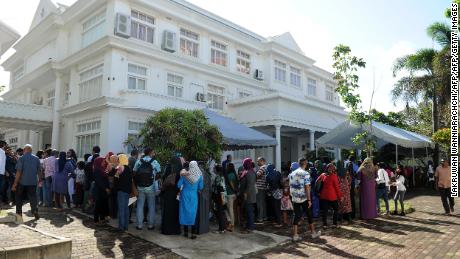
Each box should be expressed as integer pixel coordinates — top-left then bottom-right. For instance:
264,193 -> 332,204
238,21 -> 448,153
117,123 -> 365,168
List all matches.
319,173 -> 342,201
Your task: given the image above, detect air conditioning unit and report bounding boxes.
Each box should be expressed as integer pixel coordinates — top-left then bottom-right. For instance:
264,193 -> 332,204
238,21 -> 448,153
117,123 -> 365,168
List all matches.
196,92 -> 206,102
114,13 -> 131,38
255,69 -> 264,80
161,30 -> 176,52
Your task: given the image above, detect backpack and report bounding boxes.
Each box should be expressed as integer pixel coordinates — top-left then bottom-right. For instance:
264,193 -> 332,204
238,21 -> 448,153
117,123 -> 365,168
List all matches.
315,173 -> 325,195
135,158 -> 155,187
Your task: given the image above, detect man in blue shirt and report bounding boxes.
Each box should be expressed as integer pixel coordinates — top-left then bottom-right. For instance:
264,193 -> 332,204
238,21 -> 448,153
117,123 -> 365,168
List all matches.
133,147 -> 161,230
12,144 -> 41,223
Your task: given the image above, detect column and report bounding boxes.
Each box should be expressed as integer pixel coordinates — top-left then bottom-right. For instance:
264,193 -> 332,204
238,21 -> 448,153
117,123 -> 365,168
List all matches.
337,148 -> 342,161
51,73 -> 62,149
309,129 -> 315,151
38,131 -> 43,150
275,125 -> 282,172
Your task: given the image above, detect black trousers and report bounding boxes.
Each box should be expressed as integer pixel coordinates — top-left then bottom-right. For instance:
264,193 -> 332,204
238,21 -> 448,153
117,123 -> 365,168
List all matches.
213,194 -> 227,231
439,187 -> 455,213
94,189 -> 109,222
320,199 -> 338,226
15,184 -> 38,215
183,225 -> 197,236
268,196 -> 282,224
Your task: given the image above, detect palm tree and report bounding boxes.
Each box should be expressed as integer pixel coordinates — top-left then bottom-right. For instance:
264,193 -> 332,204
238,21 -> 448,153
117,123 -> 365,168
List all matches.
392,22 -> 451,165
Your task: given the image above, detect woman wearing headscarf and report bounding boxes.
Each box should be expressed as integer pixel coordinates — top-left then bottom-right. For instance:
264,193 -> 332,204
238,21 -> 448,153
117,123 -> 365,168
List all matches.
310,160 -> 323,218
266,164 -> 282,227
318,163 -> 342,228
65,150 -> 77,208
53,152 -> 75,211
357,158 -> 378,219
93,157 -> 110,224
178,161 -> 204,239
161,156 -> 182,235
337,160 -> 352,224
239,158 -> 257,233
114,154 -> 132,231
106,154 -> 119,219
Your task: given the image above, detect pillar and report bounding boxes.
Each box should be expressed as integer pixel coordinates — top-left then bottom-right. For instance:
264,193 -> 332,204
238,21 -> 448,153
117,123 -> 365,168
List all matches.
38,131 -> 43,150
309,130 -> 315,151
51,73 -> 62,149
337,148 -> 342,161
275,124 -> 282,172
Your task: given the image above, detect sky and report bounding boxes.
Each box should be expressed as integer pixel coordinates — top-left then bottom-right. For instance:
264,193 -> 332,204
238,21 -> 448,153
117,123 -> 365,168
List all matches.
0,0 -> 451,113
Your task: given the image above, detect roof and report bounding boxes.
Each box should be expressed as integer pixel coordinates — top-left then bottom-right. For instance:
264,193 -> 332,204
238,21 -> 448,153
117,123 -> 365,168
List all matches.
268,32 -> 305,54
0,20 -> 20,57
316,120 -> 434,149
204,109 -> 277,149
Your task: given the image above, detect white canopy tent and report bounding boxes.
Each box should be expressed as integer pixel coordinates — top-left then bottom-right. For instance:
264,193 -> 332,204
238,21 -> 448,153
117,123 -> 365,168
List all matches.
316,120 -> 434,186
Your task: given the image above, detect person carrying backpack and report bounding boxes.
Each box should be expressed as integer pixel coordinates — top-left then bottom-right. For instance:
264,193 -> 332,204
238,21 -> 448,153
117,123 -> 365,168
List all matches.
133,147 -> 161,230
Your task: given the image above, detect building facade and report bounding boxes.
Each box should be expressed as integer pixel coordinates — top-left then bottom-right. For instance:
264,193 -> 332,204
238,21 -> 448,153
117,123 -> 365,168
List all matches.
0,0 -> 346,170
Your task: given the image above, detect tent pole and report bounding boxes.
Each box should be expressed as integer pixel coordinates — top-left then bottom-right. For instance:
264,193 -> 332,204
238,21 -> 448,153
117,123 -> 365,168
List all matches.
412,148 -> 415,187
395,144 -> 398,166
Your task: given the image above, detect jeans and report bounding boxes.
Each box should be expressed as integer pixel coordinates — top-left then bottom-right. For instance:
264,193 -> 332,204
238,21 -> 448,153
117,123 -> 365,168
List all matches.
136,189 -> 155,228
245,202 -> 255,230
44,176 -> 53,207
16,184 -> 38,215
117,191 -> 130,230
256,189 -> 266,221
376,188 -> 390,213
394,190 -> 406,213
439,187 -> 455,213
320,199 -> 338,226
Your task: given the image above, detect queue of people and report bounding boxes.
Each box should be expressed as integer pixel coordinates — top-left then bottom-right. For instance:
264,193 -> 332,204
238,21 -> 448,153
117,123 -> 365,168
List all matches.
0,140 -> 454,242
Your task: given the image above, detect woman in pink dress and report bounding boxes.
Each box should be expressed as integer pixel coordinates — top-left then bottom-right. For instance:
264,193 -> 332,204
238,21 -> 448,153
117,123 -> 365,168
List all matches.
357,158 -> 378,219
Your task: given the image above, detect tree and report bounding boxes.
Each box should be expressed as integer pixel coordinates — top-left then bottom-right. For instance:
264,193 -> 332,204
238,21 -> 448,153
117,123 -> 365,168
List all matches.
140,108 -> 223,165
370,109 -> 408,129
432,128 -> 451,155
332,45 -> 376,156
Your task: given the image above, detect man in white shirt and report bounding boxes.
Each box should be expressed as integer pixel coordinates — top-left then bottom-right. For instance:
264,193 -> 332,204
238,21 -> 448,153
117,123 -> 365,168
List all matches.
0,140 -> 6,204
376,162 -> 390,216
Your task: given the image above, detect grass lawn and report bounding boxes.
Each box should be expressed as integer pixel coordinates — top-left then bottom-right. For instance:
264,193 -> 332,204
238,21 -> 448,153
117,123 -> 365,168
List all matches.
379,200 -> 414,214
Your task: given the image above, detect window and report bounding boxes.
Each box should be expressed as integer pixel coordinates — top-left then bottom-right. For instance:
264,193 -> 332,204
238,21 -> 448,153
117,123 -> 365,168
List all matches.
180,28 -> 199,58
307,78 -> 317,96
274,60 -> 286,82
82,11 -> 106,47
130,10 -> 155,44
236,50 -> 251,74
326,85 -> 334,102
234,149 -> 251,160
211,40 -> 227,67
9,137 -> 18,144
76,120 -> 101,158
238,91 -> 251,98
290,66 -> 301,87
128,121 -> 145,131
13,66 -> 24,82
63,84 -> 70,106
47,90 -> 55,107
128,64 -> 147,90
79,64 -> 103,102
167,73 -> 183,98
207,84 -> 225,110
127,121 -> 145,153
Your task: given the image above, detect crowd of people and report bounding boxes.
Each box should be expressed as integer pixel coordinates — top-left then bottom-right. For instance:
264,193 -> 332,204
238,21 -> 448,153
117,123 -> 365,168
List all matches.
0,140 -> 454,242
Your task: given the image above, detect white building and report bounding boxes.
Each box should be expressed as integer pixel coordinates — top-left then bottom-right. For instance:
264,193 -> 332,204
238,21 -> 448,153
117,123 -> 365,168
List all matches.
0,0 -> 346,170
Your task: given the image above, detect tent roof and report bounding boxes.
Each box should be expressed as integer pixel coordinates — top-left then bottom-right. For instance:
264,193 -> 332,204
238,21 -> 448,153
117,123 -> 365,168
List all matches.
204,109 -> 277,149
316,120 -> 434,149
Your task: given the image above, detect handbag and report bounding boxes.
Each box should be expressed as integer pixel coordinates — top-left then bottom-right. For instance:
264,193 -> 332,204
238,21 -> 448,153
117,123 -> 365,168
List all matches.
315,174 -> 325,195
